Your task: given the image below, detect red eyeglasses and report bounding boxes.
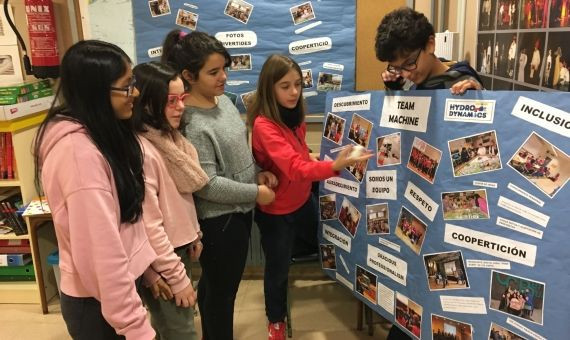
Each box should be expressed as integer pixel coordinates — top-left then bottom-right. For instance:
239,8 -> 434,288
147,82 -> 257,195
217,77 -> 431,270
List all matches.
166,93 -> 189,107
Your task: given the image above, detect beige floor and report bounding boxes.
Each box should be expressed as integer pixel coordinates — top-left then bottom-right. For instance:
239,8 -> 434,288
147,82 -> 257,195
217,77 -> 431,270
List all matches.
0,279 -> 391,339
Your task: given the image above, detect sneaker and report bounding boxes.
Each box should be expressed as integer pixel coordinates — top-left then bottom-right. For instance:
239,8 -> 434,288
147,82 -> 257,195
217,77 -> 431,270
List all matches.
268,321 -> 286,340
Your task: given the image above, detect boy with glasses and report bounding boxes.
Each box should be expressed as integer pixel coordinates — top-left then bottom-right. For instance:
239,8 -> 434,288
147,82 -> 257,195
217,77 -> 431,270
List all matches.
375,7 -> 482,94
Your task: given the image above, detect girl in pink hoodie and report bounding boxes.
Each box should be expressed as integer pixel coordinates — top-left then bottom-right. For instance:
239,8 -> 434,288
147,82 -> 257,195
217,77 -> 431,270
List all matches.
34,41 -> 156,340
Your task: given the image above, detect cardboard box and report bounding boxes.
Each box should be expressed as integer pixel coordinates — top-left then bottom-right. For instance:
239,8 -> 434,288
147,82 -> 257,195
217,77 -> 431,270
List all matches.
0,95 -> 54,121
0,79 -> 51,97
0,88 -> 54,105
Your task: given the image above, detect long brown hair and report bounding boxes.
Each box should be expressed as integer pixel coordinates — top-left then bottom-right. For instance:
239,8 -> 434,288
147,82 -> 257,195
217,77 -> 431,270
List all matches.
247,54 -> 306,127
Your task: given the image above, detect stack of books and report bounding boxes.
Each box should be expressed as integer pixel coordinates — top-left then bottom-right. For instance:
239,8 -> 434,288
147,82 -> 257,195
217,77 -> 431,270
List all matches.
0,132 -> 15,180
0,79 -> 54,121
0,188 -> 26,235
0,239 -> 34,281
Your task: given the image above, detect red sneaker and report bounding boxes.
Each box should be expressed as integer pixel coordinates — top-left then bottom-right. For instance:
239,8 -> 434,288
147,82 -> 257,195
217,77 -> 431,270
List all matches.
268,321 -> 286,340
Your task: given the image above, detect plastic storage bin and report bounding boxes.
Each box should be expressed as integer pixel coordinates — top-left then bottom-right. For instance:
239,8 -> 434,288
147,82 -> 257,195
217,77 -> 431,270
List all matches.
47,250 -> 60,296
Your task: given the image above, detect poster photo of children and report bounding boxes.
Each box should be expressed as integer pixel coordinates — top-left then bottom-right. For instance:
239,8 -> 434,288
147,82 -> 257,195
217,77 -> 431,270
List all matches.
319,194 -> 337,220
479,0 -> 496,31
290,1 -> 316,25
348,113 -> 373,148
508,132 -> 570,198
549,0 -> 570,27
431,314 -> 473,340
323,112 -> 345,145
542,32 -> 570,90
516,32 -> 546,85
240,90 -> 256,111
423,251 -> 469,291
320,244 -> 336,270
395,206 -> 427,255
477,34 -> 494,75
441,189 -> 490,220
520,0 -> 548,29
496,0 -> 519,30
355,265 -> 377,304
148,0 -> 170,17
395,292 -> 423,340
376,132 -> 401,167
317,72 -> 343,91
366,203 -> 389,235
302,69 -> 313,88
489,270 -> 545,325
407,137 -> 442,184
338,197 -> 361,237
495,33 -> 517,79
488,322 -> 528,340
224,0 -> 253,24
175,9 -> 198,30
448,130 -> 502,177
345,158 -> 368,183
229,54 -> 252,71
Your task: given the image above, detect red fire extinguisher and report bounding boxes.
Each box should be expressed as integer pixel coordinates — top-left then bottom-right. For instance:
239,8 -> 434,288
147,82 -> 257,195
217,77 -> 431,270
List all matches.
3,0 -> 60,78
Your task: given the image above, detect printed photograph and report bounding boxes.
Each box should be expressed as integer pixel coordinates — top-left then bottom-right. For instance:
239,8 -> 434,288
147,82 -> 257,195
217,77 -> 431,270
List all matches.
508,132 -> 570,198
441,189 -> 490,220
488,322 -> 528,340
224,0 -> 254,24
338,197 -> 361,237
495,33 -> 517,79
423,251 -> 469,291
290,1 -> 316,25
302,69 -> 313,88
148,0 -> 171,17
366,203 -> 389,235
520,0 -> 548,29
395,206 -> 427,255
229,54 -> 252,71
489,270 -> 545,325
346,158 -> 368,183
395,292 -> 422,339
376,132 -> 401,167
516,32 -> 546,85
323,112 -> 345,145
448,130 -> 502,177
224,91 -> 238,105
542,32 -> 570,90
477,34 -> 494,75
355,265 -> 377,304
479,0 -> 496,31
549,0 -> 570,27
320,244 -> 336,270
407,137 -> 442,184
175,9 -> 198,30
432,314 -> 473,340
496,0 -> 519,30
319,194 -> 337,221
317,72 -> 343,91
348,113 -> 373,148
0,54 -> 14,76
240,90 -> 256,111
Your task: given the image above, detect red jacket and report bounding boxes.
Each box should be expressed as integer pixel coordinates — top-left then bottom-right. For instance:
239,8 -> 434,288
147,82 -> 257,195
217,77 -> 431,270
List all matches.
252,115 -> 338,214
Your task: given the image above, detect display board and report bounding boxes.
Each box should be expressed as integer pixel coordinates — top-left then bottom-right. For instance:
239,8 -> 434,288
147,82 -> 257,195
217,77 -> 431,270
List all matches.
318,89 -> 570,340
132,0 -> 355,113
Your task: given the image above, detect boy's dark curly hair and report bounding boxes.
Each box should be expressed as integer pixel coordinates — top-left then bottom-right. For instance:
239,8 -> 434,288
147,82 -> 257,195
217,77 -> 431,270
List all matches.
375,7 -> 434,62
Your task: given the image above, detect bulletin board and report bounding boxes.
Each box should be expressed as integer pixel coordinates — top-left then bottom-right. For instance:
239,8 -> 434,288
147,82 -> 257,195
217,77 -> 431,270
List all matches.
318,89 -> 570,340
132,0 -> 356,113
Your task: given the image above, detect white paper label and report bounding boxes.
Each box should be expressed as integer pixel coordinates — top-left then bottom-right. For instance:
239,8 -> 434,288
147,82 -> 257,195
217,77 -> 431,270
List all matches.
496,217 -> 543,239
147,46 -> 163,58
289,37 -> 332,55
226,80 -> 249,86
323,62 -> 345,71
366,170 -> 397,200
324,176 -> 360,198
378,237 -> 401,252
404,181 -> 439,221
377,281 -> 395,315
506,318 -> 547,340
366,244 -> 407,286
440,296 -> 487,314
339,254 -> 349,274
466,259 -> 511,269
322,224 -> 351,252
294,20 -> 322,34
444,223 -> 537,267
380,95 -> 432,132
215,31 -> 258,48
473,180 -> 498,188
511,96 -> 570,138
444,98 -> 495,123
332,93 -> 371,112
303,91 -> 318,98
498,196 -> 549,227
507,183 -> 544,207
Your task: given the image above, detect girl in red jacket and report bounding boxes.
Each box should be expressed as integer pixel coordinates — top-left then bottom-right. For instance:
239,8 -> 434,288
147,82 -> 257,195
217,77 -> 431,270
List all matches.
247,54 -> 371,340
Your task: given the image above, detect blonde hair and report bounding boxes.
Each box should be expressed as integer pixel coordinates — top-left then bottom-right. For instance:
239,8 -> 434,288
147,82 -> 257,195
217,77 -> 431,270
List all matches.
247,54 -> 306,127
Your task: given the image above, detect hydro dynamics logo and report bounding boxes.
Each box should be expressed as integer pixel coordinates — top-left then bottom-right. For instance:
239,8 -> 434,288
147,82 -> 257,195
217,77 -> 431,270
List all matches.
444,99 -> 495,123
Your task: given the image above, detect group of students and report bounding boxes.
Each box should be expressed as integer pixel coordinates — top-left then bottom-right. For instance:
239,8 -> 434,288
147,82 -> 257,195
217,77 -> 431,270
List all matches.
32,6 -> 484,340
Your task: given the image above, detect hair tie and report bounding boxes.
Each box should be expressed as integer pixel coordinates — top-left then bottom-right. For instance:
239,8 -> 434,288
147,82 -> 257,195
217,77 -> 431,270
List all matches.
179,31 -> 188,40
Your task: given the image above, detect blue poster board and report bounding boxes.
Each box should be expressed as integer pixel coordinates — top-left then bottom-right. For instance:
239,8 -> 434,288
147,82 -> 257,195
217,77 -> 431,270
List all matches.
318,89 -> 570,340
132,0 -> 355,113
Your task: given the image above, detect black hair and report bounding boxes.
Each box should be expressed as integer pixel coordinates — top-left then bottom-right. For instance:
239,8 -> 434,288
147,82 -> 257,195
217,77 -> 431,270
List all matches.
34,40 -> 145,224
161,29 -> 230,89
375,7 -> 434,62
132,61 -> 184,133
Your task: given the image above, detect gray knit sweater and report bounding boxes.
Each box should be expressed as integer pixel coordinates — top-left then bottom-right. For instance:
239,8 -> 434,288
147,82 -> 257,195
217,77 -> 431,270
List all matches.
183,95 -> 258,219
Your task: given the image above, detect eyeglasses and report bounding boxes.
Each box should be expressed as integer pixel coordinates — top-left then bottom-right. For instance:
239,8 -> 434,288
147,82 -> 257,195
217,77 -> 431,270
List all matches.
110,77 -> 137,97
166,93 -> 189,107
386,49 -> 423,75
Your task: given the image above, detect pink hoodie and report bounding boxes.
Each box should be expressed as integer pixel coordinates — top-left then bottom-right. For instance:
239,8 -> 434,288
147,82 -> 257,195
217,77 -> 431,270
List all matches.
39,119 -> 156,339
